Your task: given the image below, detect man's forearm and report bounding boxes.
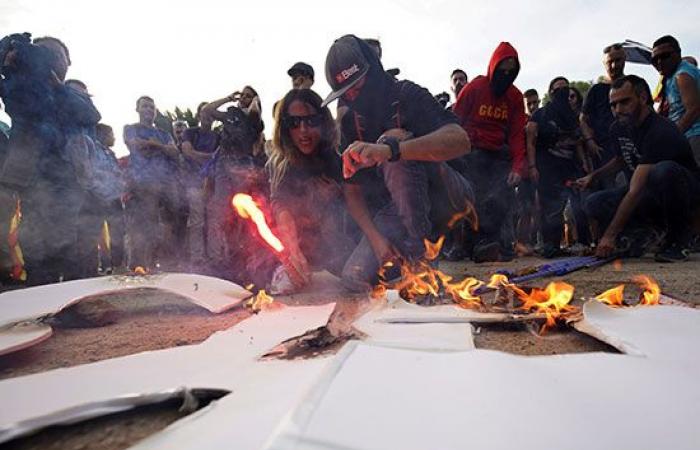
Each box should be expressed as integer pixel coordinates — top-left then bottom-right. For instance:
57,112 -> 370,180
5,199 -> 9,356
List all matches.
591,156 -> 624,182
399,124 -> 470,162
603,190 -> 643,237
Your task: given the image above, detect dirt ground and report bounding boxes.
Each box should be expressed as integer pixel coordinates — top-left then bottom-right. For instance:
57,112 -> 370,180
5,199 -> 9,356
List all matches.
2,256 -> 698,449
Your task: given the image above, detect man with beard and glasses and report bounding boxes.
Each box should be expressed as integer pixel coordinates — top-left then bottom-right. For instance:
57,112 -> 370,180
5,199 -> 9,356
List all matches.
453,42 -> 528,263
322,34 -> 474,292
580,43 -> 626,186
651,35 -> 700,164
576,75 -> 700,262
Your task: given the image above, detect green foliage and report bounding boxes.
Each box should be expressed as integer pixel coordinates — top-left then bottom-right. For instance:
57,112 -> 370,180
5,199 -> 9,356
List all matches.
542,80 -> 594,105
163,106 -> 199,127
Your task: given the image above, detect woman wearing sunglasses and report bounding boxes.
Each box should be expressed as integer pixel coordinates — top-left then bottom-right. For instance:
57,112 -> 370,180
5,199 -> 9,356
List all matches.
267,89 -> 355,293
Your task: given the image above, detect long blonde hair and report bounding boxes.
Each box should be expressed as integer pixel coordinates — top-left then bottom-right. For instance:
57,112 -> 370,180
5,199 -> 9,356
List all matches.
268,89 -> 338,192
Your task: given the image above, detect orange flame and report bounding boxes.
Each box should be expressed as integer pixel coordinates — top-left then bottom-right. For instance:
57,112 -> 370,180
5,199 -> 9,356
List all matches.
595,285 -> 625,306
232,193 -> 284,253
515,282 -> 576,332
634,275 -> 660,306
8,197 -> 26,281
613,259 -> 623,271
247,289 -> 275,312
133,266 -> 147,275
487,273 -> 510,289
447,202 -> 479,231
423,236 -> 445,261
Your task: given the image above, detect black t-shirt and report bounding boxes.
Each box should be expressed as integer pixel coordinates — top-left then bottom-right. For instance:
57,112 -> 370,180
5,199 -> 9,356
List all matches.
530,107 -> 581,161
341,79 -> 459,187
270,145 -> 343,207
582,83 -> 614,145
611,112 -> 700,178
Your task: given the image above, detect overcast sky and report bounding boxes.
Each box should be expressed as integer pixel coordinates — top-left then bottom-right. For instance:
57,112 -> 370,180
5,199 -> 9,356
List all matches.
1,0 -> 698,156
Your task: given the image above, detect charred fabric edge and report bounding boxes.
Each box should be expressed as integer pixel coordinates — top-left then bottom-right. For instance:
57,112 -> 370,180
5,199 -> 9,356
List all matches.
0,387 -> 230,445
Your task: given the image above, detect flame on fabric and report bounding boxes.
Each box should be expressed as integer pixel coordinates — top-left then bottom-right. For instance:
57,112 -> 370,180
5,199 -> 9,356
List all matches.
247,289 -> 275,312
634,275 -> 661,306
232,193 -> 284,253
595,285 -> 625,306
514,282 -> 576,332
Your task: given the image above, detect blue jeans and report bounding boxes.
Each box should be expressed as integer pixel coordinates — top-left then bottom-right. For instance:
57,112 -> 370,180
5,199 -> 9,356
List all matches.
584,161 -> 700,245
341,160 -> 473,291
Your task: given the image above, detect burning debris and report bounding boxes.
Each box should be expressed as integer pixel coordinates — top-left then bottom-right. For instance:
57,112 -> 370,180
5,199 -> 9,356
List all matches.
246,289 -> 279,313
372,235 -> 666,334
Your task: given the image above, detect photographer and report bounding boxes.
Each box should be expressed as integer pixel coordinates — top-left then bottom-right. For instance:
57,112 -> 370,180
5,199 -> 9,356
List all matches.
0,33 -> 97,285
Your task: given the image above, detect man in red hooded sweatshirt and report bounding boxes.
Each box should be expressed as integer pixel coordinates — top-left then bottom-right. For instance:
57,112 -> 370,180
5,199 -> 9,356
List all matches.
453,42 -> 527,262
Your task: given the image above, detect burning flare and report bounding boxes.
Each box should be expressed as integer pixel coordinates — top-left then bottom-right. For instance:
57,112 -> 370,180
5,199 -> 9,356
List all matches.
446,202 -> 479,231
634,275 -> 661,306
595,285 -> 625,306
232,193 -> 284,253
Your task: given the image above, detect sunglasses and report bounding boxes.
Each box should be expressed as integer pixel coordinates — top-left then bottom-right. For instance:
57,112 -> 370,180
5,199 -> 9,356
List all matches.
652,51 -> 674,65
283,114 -> 323,129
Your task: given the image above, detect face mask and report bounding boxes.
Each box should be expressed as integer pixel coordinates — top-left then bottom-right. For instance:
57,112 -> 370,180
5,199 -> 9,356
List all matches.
551,86 -> 570,104
347,71 -> 384,114
491,69 -> 516,96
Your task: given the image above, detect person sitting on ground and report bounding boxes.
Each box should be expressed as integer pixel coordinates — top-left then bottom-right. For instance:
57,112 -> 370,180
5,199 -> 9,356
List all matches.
322,34 -> 474,292
580,43 -> 626,187
453,41 -> 528,263
288,62 -> 314,90
576,75 -> 700,262
528,77 -> 591,258
523,88 -> 540,117
266,88 -> 356,293
651,35 -> 700,164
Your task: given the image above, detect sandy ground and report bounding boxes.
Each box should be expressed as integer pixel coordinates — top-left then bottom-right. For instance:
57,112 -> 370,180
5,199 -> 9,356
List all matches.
2,256 -> 698,449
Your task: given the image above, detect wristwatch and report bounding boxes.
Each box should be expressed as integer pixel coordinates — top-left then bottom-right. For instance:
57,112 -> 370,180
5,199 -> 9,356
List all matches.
378,136 -> 401,162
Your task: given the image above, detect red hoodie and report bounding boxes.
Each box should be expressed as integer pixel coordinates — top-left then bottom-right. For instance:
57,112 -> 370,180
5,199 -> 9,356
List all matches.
453,42 -> 527,175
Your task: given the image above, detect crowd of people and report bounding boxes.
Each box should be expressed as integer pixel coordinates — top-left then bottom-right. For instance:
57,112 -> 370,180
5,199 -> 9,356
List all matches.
0,32 -> 698,294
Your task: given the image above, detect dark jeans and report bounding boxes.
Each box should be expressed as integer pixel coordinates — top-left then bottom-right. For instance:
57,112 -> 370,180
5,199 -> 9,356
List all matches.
20,177 -> 84,285
537,151 -> 590,247
460,148 -> 514,245
341,160 -> 474,290
584,161 -> 700,245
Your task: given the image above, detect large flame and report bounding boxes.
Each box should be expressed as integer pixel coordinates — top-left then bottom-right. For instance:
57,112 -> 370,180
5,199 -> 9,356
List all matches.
8,197 -> 26,281
515,282 -> 576,331
595,285 -> 625,306
232,193 -> 284,253
634,275 -> 661,306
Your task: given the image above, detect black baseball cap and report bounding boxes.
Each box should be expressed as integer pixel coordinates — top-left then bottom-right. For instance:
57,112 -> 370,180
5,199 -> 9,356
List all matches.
321,35 -> 371,107
287,62 -> 314,80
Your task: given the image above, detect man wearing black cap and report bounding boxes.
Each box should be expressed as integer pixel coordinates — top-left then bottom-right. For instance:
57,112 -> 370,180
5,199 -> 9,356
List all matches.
321,34 -> 474,292
287,62 -> 314,89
